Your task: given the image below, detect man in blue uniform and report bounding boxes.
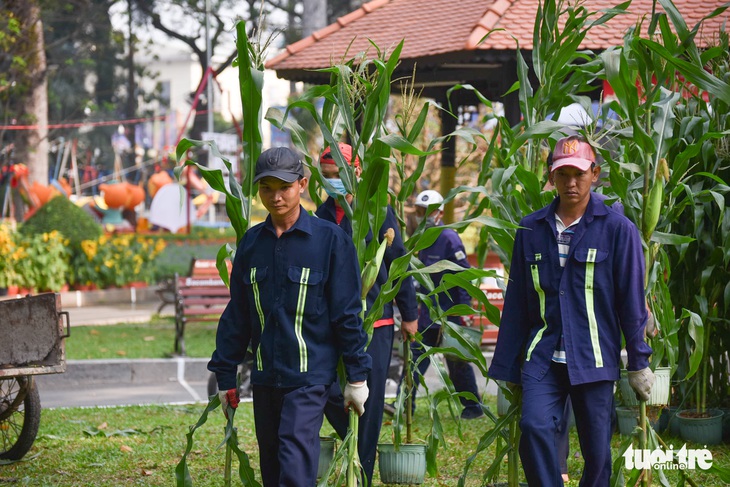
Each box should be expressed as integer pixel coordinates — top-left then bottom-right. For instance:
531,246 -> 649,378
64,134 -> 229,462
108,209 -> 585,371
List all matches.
392,189 -> 483,419
488,136 -> 655,486
209,147 -> 372,487
317,143 -> 419,485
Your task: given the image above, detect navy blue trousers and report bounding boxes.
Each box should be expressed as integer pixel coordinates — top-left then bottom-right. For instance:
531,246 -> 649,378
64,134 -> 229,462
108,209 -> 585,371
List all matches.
324,325 -> 393,485
408,324 -> 481,414
253,384 -> 330,487
520,362 -> 613,487
557,396 -> 573,475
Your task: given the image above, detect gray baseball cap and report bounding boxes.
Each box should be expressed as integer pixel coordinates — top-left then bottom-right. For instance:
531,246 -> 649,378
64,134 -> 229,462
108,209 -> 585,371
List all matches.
253,147 -> 305,183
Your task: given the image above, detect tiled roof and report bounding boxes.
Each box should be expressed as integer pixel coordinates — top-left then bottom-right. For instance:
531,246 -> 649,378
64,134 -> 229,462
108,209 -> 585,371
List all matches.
267,0 -> 729,71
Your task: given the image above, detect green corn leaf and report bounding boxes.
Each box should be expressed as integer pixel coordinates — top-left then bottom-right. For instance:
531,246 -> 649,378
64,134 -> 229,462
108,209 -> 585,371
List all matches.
379,133 -> 437,156
175,395 -> 221,487
681,308 -> 704,380
235,21 -> 263,212
649,231 -> 695,245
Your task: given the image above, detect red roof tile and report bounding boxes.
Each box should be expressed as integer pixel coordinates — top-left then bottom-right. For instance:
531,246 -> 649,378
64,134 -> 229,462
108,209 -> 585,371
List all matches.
267,0 -> 729,71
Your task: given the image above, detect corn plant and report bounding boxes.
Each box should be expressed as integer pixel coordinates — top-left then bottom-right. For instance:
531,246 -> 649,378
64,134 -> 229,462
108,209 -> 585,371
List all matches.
174,19 -> 265,487
591,3 -> 730,483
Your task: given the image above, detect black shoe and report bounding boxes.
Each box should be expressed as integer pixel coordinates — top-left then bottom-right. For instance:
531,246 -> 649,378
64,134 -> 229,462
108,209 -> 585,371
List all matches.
383,402 -> 396,417
460,407 -> 485,420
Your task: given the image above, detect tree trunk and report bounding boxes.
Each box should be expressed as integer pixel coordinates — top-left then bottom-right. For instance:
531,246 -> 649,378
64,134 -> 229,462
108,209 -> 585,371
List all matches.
302,0 -> 326,37
15,1 -> 49,185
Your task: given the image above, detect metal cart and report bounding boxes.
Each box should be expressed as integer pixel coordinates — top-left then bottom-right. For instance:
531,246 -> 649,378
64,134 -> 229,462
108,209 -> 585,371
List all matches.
0,293 -> 70,460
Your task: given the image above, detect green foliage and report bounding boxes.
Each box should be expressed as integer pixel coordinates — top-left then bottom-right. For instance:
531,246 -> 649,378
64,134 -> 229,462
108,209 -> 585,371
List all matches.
11,229 -> 70,291
19,196 -> 102,247
70,234 -> 166,288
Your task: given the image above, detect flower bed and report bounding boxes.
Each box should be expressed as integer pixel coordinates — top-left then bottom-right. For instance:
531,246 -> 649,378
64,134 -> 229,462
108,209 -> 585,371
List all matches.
0,221 -> 167,292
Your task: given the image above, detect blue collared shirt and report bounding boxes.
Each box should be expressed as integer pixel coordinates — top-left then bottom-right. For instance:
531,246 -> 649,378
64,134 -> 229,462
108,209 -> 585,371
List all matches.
488,193 -> 652,385
209,207 -> 372,390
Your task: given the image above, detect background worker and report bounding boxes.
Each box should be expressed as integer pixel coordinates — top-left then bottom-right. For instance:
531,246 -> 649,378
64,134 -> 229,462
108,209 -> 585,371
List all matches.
388,189 -> 484,420
209,147 -> 372,487
488,136 -> 655,486
317,142 -> 419,485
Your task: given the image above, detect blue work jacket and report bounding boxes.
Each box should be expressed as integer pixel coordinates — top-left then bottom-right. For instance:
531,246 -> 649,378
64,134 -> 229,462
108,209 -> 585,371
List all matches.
417,225 -> 472,329
209,207 -> 372,390
316,198 -> 419,324
488,193 -> 652,386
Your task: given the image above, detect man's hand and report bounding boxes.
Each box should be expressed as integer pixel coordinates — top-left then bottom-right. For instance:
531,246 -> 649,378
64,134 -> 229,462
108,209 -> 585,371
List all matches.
627,368 -> 655,402
400,319 -> 418,342
343,381 -> 369,416
645,309 -> 658,338
218,388 -> 239,419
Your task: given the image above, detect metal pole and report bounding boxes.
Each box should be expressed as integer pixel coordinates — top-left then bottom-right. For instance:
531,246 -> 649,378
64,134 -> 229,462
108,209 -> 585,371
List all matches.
205,0 -> 213,136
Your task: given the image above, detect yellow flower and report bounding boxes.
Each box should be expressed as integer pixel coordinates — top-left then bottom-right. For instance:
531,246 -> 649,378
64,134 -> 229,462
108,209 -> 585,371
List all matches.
81,240 -> 97,260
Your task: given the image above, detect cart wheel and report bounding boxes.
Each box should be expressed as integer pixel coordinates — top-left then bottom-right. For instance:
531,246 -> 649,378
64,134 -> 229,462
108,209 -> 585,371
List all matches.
206,362 -> 253,400
0,376 -> 41,460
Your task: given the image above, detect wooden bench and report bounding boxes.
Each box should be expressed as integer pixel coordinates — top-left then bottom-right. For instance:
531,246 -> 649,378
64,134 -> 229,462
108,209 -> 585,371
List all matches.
471,287 -> 503,347
173,258 -> 231,356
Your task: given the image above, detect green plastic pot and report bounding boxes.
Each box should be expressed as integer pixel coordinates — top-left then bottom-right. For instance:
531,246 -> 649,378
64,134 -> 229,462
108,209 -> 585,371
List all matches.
677,409 -> 724,445
317,437 -> 336,480
377,443 -> 427,484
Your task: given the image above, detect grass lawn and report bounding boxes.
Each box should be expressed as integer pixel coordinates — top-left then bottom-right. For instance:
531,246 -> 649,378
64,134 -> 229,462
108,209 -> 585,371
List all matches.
59,322 -> 730,484
66,317 -> 215,360
2,396 -> 728,486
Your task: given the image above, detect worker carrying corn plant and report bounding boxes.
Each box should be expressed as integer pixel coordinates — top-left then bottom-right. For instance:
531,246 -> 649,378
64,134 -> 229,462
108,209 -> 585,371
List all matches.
317,142 -> 420,486
488,136 -> 655,486
208,147 -> 372,487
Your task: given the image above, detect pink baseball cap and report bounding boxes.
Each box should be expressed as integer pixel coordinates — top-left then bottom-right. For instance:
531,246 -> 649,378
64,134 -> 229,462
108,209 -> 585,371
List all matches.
551,137 -> 596,172
319,143 -> 361,169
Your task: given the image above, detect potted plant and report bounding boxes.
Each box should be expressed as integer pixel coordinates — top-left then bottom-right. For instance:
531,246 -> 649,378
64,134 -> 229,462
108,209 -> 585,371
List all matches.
377,339 -> 428,485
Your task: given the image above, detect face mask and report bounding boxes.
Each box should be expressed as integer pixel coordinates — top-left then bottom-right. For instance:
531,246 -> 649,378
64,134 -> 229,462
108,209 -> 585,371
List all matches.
324,178 -> 347,197
415,214 -> 439,228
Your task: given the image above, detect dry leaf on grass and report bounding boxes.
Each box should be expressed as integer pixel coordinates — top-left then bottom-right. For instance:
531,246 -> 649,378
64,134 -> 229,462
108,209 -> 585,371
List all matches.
120,445 -> 133,453
143,336 -> 156,342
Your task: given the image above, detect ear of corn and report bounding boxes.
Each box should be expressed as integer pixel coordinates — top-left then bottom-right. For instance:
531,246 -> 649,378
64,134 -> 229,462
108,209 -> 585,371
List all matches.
360,237 -> 389,300
643,181 -> 663,241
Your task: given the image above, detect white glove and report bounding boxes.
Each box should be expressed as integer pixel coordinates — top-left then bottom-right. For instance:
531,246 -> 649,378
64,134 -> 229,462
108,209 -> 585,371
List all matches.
343,381 -> 369,416
627,368 -> 655,402
218,388 -> 239,418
